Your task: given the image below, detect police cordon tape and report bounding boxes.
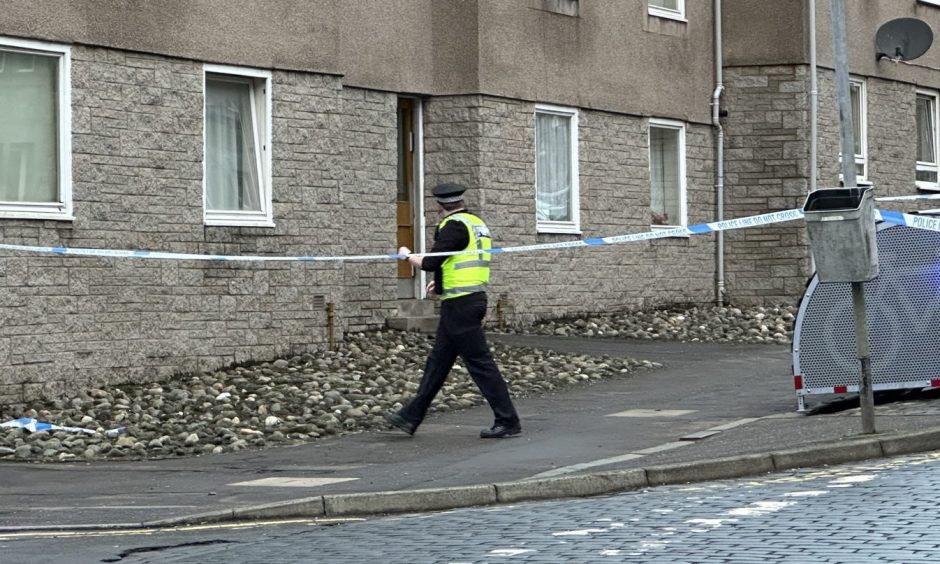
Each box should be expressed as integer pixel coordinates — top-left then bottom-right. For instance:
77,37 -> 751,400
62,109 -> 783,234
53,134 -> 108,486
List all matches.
876,193 -> 940,202
0,202 -> 936,263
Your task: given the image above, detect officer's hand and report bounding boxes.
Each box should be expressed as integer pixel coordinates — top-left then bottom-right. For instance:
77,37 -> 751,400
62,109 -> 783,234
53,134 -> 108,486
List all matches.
425,280 -> 435,295
398,246 -> 411,259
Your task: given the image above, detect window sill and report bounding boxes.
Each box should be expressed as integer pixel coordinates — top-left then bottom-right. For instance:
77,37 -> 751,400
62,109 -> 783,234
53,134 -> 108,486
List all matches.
537,223 -> 582,235
916,181 -> 940,192
0,210 -> 74,222
205,218 -> 276,228
648,9 -> 687,23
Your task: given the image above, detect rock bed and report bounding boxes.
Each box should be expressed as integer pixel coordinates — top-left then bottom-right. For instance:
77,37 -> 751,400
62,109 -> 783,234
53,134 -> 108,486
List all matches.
0,330 -> 654,462
506,305 -> 797,345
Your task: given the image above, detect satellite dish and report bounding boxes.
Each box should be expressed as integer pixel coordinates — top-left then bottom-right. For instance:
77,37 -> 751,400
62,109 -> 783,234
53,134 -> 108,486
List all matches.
875,18 -> 933,61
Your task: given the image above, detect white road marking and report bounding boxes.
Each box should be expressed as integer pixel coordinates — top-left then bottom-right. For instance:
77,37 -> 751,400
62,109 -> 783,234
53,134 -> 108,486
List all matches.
726,500 -> 796,516
527,454 -> 645,479
228,477 -> 359,488
552,528 -> 608,536
680,430 -> 721,441
707,417 -> 760,430
782,490 -> 828,497
828,474 -> 875,486
634,441 -> 692,455
527,417 -> 763,479
23,505 -> 198,510
607,409 -> 696,418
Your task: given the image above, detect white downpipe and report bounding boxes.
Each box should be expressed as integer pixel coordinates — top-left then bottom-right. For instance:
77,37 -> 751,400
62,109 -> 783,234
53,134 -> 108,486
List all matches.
713,0 -> 725,306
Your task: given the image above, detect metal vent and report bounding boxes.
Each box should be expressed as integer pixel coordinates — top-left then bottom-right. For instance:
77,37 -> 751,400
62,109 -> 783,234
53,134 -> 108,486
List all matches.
794,223 -> 940,398
311,295 -> 326,310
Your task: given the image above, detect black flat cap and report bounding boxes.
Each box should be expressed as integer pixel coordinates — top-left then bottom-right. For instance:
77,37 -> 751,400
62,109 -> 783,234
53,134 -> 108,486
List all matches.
432,182 -> 467,203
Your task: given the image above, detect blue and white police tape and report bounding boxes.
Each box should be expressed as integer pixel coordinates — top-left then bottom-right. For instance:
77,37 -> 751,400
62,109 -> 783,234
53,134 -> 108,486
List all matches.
416,208 -> 807,258
0,205 -> 936,263
0,208 -> 808,263
876,209 -> 940,232
876,193 -> 940,202
0,417 -> 124,436
0,243 -> 401,263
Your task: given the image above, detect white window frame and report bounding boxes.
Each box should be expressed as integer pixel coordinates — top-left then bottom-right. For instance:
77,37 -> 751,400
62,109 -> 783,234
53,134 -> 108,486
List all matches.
916,89 -> 939,191
648,0 -> 686,21
0,36 -> 72,221
648,118 -> 688,231
850,78 -> 868,181
534,104 -> 580,234
203,63 -> 273,227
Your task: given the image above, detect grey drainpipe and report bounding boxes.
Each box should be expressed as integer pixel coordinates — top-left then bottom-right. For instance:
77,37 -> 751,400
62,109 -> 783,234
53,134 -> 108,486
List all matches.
808,0 -> 818,274
809,0 -> 817,194
713,0 -> 725,306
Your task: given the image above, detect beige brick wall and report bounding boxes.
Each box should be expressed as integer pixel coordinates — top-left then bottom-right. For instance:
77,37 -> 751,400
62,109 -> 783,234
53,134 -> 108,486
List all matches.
423,95 -> 717,326
723,65 -> 931,306
722,65 -> 813,305
0,47 -> 397,405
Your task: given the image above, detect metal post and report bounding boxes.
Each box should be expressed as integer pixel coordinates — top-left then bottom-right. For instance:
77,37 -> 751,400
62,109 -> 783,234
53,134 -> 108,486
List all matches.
830,0 -> 857,189
326,302 -> 336,351
831,0 -> 874,433
808,0 -> 818,275
851,282 -> 876,433
809,0 -> 818,193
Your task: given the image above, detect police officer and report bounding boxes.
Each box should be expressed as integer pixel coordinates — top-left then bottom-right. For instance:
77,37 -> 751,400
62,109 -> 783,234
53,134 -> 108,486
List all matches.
385,182 -> 522,439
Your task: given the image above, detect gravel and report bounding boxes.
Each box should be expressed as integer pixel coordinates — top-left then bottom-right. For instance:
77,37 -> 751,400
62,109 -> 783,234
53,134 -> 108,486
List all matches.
0,304 -> 796,463
506,304 -> 797,345
0,330 -> 652,463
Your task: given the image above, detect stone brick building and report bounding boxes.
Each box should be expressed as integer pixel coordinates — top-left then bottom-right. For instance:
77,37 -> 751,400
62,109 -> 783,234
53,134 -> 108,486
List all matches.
2,0 -> 940,403
722,0 -> 940,303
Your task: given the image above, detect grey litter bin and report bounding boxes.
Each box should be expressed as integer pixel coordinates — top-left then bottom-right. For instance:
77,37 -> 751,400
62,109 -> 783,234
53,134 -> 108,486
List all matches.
803,187 -> 879,283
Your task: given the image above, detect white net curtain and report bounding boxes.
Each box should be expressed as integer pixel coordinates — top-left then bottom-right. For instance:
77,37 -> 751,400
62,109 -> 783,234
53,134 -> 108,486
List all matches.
205,76 -> 261,212
650,126 -> 680,226
535,112 -> 572,223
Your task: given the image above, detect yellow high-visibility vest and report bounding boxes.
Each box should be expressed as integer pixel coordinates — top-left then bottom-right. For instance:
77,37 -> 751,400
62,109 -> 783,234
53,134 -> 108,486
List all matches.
438,212 -> 492,300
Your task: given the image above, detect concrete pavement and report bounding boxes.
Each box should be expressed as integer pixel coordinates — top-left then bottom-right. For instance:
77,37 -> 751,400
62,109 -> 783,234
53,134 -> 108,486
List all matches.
2,335 -> 940,531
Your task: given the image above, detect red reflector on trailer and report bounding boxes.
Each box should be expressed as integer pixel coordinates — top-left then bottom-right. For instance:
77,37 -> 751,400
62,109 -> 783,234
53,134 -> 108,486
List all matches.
834,385 -> 848,394
794,375 -> 803,390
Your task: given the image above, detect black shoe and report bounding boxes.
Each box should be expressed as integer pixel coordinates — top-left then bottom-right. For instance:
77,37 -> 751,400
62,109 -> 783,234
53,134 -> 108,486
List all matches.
384,412 -> 417,436
480,423 -> 522,439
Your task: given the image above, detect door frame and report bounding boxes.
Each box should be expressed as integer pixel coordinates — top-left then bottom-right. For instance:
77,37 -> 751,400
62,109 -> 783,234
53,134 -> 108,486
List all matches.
398,96 -> 427,300
413,99 -> 427,299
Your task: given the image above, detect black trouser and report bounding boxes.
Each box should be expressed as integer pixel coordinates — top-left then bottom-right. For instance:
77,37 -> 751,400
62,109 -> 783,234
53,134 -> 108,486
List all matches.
400,292 -> 519,429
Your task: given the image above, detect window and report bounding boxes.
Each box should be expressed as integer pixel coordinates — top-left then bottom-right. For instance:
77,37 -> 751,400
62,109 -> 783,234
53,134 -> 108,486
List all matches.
850,79 -> 867,180
542,0 -> 579,16
535,104 -> 579,233
917,91 -> 939,190
204,64 -> 272,226
649,119 -> 687,228
649,0 -> 685,20
0,37 -> 71,220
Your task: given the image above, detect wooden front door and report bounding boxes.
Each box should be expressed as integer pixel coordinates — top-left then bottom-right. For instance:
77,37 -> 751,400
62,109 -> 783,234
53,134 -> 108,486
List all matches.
397,98 -> 417,298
